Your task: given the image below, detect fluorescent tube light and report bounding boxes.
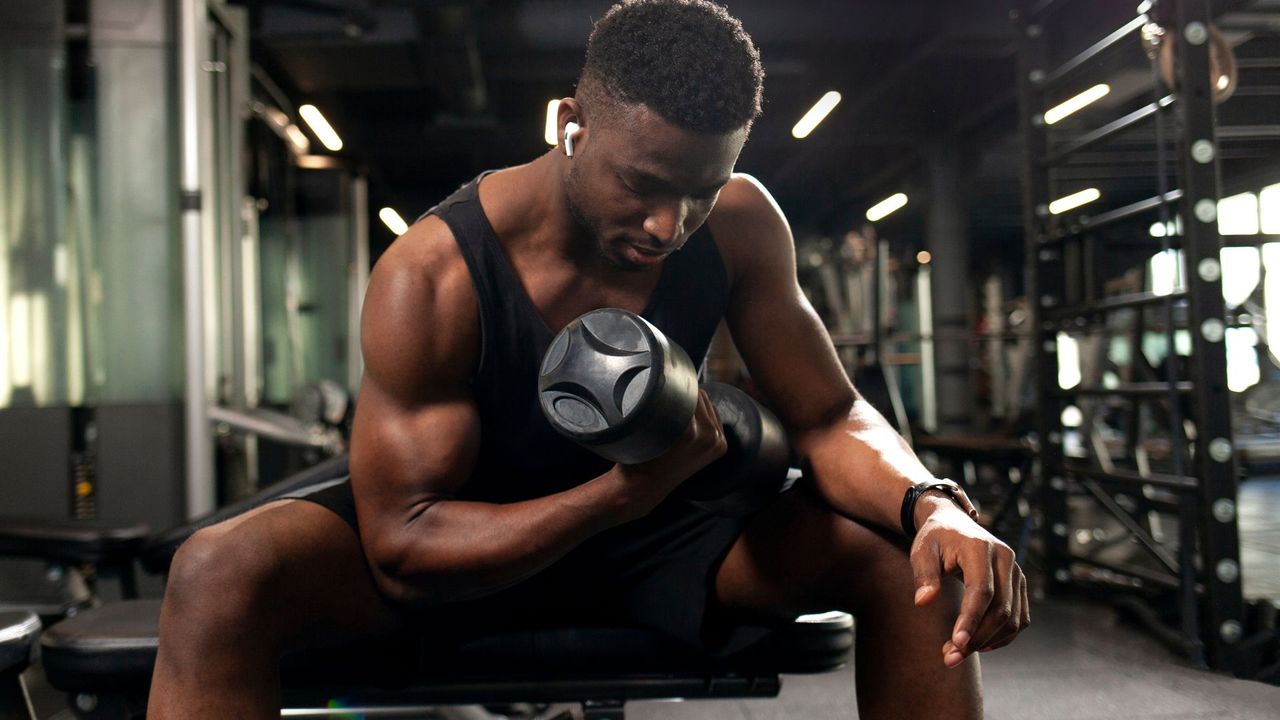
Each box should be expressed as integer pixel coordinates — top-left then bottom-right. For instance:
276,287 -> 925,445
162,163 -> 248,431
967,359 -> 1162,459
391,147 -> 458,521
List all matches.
379,208 -> 409,236
545,100 -> 560,146
1049,188 -> 1100,215
866,193 -> 908,222
299,104 -> 344,151
792,91 -> 842,139
1044,84 -> 1111,125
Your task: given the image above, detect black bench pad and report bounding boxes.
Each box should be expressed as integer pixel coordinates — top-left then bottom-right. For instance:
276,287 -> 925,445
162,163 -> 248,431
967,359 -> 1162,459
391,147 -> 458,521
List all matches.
0,518 -> 149,566
41,600 -> 853,696
139,455 -> 350,574
0,611 -> 41,673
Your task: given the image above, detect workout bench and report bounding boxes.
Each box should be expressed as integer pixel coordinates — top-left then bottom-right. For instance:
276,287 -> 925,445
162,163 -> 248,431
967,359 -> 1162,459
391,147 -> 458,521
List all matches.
4,457 -> 854,719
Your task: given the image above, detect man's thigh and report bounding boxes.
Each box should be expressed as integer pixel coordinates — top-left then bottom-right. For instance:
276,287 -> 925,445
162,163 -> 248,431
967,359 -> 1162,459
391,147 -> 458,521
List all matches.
711,482 -> 919,619
164,498 -> 404,648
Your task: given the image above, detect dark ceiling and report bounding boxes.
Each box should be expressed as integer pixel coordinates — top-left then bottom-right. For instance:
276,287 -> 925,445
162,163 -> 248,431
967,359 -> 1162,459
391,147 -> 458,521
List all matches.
242,0 -> 1280,260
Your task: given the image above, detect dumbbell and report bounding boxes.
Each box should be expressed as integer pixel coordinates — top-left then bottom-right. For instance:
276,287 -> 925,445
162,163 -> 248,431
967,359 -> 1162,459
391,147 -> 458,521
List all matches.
537,308 -> 790,518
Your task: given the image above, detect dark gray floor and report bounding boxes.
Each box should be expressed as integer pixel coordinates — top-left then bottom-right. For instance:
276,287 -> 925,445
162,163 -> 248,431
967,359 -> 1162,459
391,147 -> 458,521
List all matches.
625,598 -> 1280,719
622,476 -> 1280,719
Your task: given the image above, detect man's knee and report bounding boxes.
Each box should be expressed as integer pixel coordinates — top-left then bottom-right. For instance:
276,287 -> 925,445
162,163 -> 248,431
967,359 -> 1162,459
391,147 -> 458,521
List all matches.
164,521 -> 283,630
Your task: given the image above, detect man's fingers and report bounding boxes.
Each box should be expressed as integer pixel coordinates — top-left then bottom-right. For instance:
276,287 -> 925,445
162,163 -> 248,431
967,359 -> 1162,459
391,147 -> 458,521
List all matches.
943,639 -> 966,668
970,546 -> 1017,651
909,543 -> 943,607
978,565 -> 1030,653
950,549 -> 996,652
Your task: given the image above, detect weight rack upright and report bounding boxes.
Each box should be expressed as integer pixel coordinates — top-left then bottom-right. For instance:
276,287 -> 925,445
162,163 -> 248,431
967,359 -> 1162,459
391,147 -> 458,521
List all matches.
1015,0 -> 1249,674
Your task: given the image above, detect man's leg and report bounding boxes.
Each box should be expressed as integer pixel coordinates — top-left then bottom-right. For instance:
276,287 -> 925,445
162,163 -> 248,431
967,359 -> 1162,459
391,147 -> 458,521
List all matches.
714,482 -> 982,720
148,499 -> 403,719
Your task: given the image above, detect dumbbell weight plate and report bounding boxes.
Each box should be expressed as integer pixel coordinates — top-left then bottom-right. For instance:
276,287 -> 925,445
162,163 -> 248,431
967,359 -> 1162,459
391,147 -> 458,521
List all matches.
679,382 -> 791,518
538,308 -> 700,465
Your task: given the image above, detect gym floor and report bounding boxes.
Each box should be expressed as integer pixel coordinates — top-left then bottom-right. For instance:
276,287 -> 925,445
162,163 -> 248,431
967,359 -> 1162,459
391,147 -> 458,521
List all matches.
626,476 -> 1280,719
622,598 -> 1280,719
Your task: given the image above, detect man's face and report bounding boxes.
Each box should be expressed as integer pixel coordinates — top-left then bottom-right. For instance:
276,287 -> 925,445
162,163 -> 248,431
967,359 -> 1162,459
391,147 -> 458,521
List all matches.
564,104 -> 748,272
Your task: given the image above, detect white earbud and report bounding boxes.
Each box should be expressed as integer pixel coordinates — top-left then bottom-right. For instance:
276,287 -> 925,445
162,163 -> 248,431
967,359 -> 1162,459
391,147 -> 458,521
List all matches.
564,121 -> 581,157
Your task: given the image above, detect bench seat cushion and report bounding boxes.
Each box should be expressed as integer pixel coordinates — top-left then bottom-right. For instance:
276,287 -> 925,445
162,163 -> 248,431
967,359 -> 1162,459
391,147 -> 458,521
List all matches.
41,600 -> 853,697
0,611 -> 41,673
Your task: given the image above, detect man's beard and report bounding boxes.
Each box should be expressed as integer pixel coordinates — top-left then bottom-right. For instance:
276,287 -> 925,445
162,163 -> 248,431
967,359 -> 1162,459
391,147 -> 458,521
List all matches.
564,165 -> 642,272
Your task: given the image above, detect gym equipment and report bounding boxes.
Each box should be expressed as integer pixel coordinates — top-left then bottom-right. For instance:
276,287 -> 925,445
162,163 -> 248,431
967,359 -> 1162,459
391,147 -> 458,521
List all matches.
538,309 -> 701,465
2,458 -> 854,719
539,309 -> 791,517
0,519 -> 150,616
0,611 -> 39,718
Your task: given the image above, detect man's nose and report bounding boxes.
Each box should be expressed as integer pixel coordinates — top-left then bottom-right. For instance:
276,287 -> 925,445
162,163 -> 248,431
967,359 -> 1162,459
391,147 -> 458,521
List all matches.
643,200 -> 688,246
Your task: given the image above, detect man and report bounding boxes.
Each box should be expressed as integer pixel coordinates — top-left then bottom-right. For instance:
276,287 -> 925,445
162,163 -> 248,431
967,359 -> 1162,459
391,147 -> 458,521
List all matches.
150,1 -> 1028,717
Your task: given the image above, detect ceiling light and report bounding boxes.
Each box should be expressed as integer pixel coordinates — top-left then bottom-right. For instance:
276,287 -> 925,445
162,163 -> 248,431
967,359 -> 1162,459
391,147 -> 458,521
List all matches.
379,207 -> 409,236
1044,84 -> 1111,125
791,91 -> 842,139
296,154 -> 342,170
299,104 -> 343,151
1049,188 -> 1100,215
284,124 -> 310,154
544,99 -> 560,146
866,193 -> 908,222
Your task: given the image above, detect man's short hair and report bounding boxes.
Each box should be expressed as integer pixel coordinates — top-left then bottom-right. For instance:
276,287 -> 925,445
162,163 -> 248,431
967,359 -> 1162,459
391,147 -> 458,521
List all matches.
580,0 -> 764,134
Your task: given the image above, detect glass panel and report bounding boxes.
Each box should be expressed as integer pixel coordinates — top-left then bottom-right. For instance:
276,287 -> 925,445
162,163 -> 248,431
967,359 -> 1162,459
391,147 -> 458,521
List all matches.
89,27 -> 181,402
0,3 -> 69,407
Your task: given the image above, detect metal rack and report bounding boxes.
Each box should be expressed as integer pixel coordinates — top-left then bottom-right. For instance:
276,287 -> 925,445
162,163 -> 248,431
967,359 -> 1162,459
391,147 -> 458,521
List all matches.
1016,0 -> 1256,674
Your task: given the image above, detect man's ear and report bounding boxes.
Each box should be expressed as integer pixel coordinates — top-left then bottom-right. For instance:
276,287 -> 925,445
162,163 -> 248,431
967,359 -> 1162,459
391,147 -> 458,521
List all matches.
557,98 -> 586,156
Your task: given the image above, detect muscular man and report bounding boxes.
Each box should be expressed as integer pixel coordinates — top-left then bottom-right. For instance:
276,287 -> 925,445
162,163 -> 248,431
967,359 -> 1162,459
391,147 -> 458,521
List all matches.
150,2 -> 1028,717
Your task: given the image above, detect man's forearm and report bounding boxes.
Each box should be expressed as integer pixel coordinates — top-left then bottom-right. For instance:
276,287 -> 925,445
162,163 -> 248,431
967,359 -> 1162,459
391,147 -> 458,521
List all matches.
796,395 -> 939,534
365,468 -> 648,605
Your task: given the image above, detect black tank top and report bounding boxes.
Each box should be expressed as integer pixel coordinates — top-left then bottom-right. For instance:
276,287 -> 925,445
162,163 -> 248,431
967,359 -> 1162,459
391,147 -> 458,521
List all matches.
424,173 -> 731,502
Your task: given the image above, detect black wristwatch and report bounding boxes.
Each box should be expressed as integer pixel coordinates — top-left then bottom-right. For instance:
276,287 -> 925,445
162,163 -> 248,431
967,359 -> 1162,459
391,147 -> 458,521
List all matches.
900,479 -> 976,539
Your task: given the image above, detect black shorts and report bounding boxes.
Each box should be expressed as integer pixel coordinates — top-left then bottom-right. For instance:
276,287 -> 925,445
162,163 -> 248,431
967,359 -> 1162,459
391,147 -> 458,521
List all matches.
295,477 -> 774,657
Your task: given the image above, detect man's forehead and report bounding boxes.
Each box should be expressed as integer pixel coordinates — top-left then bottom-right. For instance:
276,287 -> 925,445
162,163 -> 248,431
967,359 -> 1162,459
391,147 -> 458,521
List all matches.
616,155 -> 732,191
603,107 -> 744,186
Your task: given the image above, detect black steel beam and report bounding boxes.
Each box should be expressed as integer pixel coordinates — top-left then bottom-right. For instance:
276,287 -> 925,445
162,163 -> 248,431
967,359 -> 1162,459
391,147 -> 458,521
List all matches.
1043,95 -> 1176,167
1044,290 -> 1188,319
1041,190 -> 1184,243
1176,0 -> 1246,674
1040,15 -> 1147,89
1063,463 -> 1199,491
1017,0 -> 1072,593
1068,554 -> 1182,590
1056,382 -> 1194,396
1079,478 -> 1180,574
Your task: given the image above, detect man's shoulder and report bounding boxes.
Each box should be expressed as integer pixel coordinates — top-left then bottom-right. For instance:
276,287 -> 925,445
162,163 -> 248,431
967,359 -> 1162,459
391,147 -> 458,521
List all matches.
706,173 -> 793,282
371,214 -> 473,305
363,214 -> 479,375
712,172 -> 782,217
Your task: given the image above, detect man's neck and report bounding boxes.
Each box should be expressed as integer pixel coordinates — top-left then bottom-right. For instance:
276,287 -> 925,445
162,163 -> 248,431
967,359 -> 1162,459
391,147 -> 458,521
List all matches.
484,154 -> 611,273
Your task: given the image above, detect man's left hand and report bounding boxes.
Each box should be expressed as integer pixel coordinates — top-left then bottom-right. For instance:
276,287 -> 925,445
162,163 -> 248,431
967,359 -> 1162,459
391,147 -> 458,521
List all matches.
908,498 -> 1030,668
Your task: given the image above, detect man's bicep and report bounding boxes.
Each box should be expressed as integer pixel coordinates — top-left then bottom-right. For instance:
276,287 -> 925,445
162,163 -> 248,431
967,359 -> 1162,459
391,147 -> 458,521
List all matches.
348,222 -> 483,525
349,377 -> 480,514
